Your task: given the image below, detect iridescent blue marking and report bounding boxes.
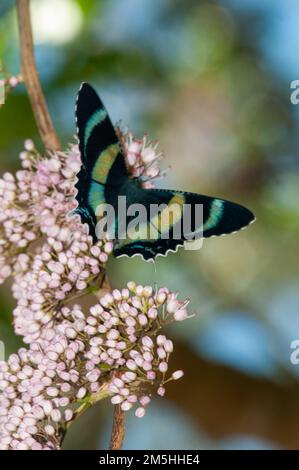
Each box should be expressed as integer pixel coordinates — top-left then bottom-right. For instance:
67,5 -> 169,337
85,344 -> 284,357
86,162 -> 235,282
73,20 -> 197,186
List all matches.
84,109 -> 107,150
203,200 -> 224,230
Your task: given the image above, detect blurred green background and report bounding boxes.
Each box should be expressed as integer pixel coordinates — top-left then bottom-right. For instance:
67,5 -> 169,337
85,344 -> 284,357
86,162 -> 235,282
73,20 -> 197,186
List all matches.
1,0 -> 299,450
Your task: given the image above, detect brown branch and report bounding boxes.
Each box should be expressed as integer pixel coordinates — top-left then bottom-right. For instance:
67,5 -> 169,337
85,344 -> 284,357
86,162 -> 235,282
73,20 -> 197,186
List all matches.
105,277 -> 126,449
109,405 -> 125,450
16,0 -> 60,151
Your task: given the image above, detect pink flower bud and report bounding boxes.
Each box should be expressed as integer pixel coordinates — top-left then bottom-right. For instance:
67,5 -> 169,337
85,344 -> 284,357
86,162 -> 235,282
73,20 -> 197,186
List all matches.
109,384 -> 120,394
148,307 -> 158,319
157,347 -> 166,359
172,370 -> 184,380
135,407 -> 146,418
128,395 -> 137,403
77,387 -> 87,399
142,336 -> 154,349
46,387 -> 58,397
147,371 -> 156,380
164,339 -> 173,353
157,335 -> 166,346
138,314 -> 148,326
143,352 -> 153,363
9,76 -> 19,87
140,396 -> 151,406
113,378 -> 124,388
156,292 -> 166,304
174,309 -> 188,321
45,425 -> 55,436
142,361 -> 152,371
51,409 -> 61,422
121,401 -> 133,411
143,285 -> 153,297
65,409 -> 73,422
126,359 -> 137,371
123,371 -> 136,382
159,362 -> 168,373
127,281 -> 136,291
43,401 -> 53,416
65,327 -> 77,339
24,139 -> 34,151
111,395 -> 123,405
157,386 -> 165,397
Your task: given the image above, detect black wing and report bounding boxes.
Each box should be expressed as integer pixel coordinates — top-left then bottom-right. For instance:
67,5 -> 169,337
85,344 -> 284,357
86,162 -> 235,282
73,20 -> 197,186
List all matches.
74,83 -> 128,239
113,188 -> 255,260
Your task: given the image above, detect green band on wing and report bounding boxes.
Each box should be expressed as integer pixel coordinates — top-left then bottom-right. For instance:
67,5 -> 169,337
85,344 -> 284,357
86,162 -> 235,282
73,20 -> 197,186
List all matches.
92,143 -> 120,184
203,199 -> 224,231
84,108 -> 107,149
150,194 -> 185,235
88,180 -> 105,212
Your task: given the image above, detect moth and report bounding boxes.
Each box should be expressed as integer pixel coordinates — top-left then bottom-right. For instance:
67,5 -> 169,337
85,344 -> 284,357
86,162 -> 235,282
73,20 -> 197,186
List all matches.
75,83 -> 255,261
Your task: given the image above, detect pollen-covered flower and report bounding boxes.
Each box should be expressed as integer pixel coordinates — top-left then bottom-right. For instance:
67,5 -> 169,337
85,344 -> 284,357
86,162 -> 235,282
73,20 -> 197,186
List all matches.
118,129 -> 164,188
0,283 -> 189,450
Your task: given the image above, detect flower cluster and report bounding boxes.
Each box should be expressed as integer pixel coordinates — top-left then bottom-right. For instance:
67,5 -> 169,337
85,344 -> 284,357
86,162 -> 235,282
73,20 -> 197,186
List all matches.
0,283 -> 189,450
85,282 -> 189,417
12,225 -> 113,343
0,141 -> 81,284
119,129 -> 164,188
0,141 -> 113,342
0,122 -> 188,451
0,344 -> 77,450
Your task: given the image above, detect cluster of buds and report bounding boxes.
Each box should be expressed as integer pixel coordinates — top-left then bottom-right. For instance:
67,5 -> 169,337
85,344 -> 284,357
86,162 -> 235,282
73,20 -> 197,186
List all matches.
81,282 -> 189,417
0,283 -> 189,449
0,123 -> 192,451
0,346 -> 76,450
119,129 -> 164,188
0,140 -> 81,284
12,223 -> 113,343
108,334 -> 184,418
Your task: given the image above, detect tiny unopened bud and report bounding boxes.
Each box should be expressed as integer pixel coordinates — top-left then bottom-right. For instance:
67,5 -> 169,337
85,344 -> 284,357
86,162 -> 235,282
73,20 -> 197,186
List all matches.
172,370 -> 184,380
121,401 -> 133,411
24,139 -> 34,151
157,335 -> 166,346
111,395 -> 123,404
135,407 -> 146,418
164,339 -> 173,353
140,396 -> 151,406
157,386 -> 165,397
127,281 -> 136,291
159,362 -> 168,373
